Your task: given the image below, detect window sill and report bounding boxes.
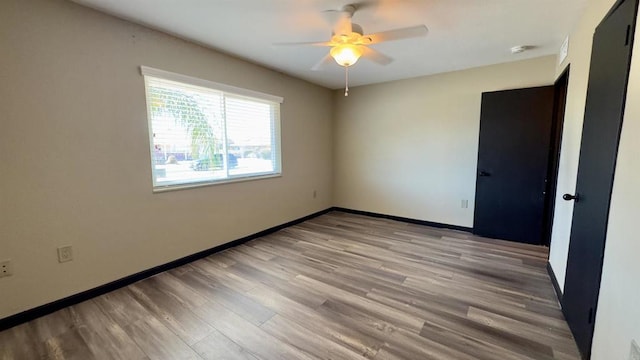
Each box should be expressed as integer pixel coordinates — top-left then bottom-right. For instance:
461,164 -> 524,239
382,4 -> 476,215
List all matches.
152,173 -> 282,193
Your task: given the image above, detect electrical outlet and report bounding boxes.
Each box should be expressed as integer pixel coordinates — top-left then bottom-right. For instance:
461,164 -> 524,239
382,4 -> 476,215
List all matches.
0,260 -> 12,278
57,245 -> 73,263
630,340 -> 640,360
461,199 -> 469,209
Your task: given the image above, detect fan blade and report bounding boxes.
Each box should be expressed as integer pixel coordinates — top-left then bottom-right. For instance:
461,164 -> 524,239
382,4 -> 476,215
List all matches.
360,46 -> 393,65
365,25 -> 428,44
312,54 -> 335,71
273,41 -> 333,47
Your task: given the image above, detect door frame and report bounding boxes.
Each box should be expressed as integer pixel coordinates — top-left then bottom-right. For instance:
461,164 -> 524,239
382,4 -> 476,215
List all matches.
473,86 -> 556,244
542,66 -> 570,247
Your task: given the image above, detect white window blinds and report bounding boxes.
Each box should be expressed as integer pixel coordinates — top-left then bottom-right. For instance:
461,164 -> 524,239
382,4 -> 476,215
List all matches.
141,67 -> 282,191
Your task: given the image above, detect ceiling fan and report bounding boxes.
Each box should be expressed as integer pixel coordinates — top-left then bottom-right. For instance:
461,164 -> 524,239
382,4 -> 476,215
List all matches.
274,4 -> 428,96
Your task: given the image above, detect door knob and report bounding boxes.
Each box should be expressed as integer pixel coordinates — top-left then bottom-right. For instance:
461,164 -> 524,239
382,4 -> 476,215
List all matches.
479,171 -> 491,177
563,193 -> 579,201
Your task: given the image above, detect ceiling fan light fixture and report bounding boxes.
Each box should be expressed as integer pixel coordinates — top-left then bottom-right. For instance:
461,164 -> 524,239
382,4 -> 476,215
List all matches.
330,44 -> 362,67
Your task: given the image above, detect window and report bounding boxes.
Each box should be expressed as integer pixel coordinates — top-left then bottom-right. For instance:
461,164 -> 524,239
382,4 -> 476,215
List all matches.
141,67 -> 282,191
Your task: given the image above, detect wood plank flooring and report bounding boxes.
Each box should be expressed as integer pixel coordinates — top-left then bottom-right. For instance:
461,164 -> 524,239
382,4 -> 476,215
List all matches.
0,211 -> 580,359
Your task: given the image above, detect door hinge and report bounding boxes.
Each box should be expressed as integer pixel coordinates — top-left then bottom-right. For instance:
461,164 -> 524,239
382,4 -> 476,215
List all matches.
626,25 -> 632,46
588,307 -> 594,324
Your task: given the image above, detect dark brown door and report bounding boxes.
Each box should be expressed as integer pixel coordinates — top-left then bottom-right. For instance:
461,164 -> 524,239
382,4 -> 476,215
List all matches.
561,0 -> 638,357
474,86 -> 555,244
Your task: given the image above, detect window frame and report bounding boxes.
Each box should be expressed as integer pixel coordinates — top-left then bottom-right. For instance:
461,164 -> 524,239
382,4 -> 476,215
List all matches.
141,66 -> 283,192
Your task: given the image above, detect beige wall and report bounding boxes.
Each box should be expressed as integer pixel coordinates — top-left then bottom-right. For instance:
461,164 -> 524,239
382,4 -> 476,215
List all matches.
0,0 -> 333,319
333,57 -> 557,227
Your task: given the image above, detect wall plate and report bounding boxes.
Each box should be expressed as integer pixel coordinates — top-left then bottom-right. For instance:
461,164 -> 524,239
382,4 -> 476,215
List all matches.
0,260 -> 12,278
57,246 -> 73,263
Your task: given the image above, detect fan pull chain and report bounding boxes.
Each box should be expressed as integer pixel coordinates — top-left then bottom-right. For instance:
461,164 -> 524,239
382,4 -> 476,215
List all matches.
345,66 -> 349,97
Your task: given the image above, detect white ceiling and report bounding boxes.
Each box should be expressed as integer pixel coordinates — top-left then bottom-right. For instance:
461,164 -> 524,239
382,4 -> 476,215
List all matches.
71,0 -> 587,89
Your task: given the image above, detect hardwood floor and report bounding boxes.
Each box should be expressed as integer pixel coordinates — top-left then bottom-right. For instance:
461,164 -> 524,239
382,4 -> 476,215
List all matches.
0,211 -> 580,360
